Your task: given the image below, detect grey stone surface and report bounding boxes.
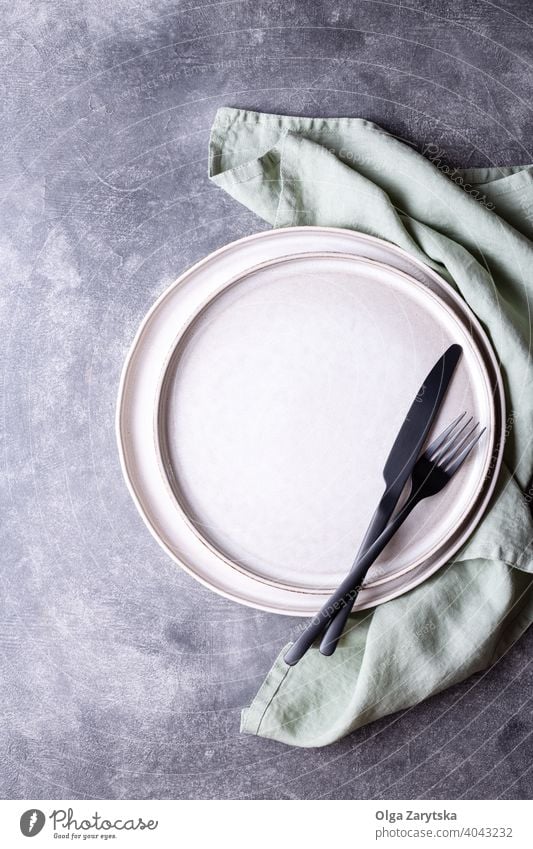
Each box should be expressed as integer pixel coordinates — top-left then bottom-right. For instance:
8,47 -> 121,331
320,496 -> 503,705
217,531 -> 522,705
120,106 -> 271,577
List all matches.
1,0 -> 532,800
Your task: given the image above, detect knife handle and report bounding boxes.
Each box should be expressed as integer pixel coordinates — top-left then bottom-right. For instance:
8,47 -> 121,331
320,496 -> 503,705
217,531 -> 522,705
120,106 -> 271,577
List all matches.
283,495 -> 419,666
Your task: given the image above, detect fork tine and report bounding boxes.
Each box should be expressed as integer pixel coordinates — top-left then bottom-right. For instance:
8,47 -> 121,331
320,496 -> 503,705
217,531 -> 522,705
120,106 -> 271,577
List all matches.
437,421 -> 479,466
444,426 -> 486,475
425,412 -> 466,460
430,416 -> 474,464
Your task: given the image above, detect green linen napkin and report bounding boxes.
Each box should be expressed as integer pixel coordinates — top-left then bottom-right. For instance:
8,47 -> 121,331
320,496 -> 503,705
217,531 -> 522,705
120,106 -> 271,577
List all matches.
208,107 -> 533,748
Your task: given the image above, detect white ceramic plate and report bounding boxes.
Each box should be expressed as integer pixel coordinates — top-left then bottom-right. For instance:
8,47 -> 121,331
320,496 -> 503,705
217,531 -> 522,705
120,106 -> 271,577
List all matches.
117,228 -> 504,615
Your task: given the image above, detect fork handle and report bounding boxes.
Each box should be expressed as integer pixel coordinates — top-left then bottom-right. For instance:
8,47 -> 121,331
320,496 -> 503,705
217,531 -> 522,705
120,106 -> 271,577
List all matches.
319,497 -> 394,656
283,495 -> 420,666
318,584 -> 359,655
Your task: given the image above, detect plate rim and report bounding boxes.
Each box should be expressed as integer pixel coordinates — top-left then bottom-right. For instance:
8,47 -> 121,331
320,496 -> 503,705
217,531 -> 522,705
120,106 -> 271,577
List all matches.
116,226 -> 506,615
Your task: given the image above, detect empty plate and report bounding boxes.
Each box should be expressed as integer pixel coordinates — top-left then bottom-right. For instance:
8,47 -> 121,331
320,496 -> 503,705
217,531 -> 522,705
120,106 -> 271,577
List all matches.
117,228 -> 504,614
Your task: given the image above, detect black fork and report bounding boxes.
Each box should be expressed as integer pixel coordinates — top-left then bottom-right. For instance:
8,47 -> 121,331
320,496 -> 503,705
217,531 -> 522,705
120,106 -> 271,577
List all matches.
284,415 -> 486,666
320,412 -> 476,655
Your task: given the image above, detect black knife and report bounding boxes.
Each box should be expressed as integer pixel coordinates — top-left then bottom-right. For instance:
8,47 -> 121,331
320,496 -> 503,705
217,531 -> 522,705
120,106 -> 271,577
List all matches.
285,343 -> 462,666
319,342 -> 463,655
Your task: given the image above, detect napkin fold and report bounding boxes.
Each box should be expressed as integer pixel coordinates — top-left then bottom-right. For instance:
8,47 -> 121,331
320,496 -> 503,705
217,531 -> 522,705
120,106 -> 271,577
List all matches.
209,108 -> 533,747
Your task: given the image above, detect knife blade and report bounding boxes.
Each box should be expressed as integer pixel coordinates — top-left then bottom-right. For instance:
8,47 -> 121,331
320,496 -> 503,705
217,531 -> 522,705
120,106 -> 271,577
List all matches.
286,343 -> 463,664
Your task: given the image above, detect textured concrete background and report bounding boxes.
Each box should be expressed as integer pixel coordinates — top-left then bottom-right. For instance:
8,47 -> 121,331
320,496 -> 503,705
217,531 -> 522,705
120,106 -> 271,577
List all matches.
1,0 -> 533,800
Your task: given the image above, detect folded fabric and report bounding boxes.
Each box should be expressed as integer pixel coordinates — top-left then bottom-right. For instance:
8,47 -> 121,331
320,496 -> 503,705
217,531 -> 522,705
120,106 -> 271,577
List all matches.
208,107 -> 533,747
